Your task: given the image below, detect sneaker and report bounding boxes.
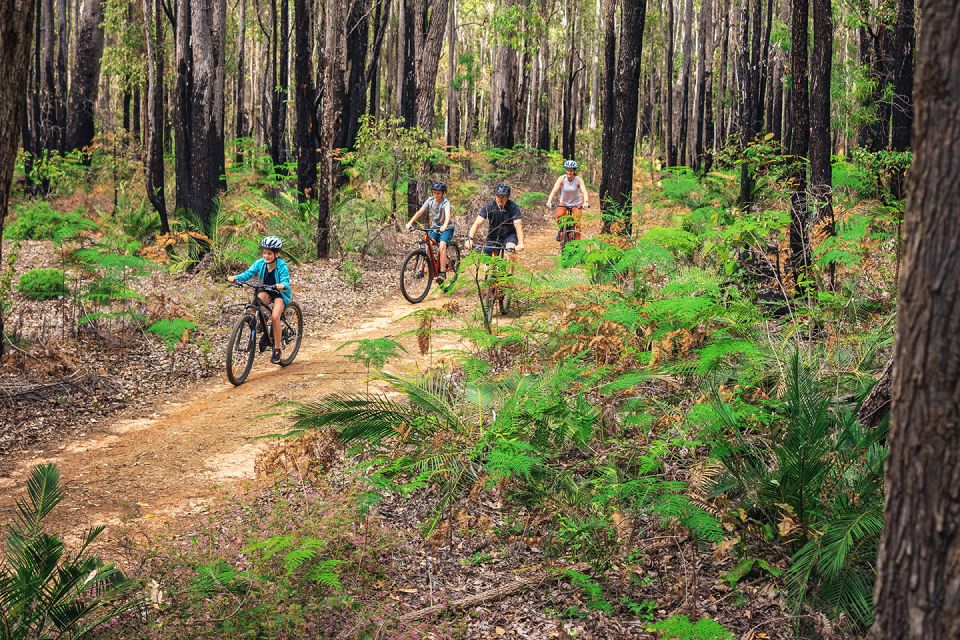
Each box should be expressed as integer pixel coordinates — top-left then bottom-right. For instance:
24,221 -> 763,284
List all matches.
556,231 -> 562,242
271,349 -> 282,364
436,272 -> 445,284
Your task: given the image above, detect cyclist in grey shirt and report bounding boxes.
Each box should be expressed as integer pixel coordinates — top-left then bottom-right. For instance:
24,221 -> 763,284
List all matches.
407,181 -> 455,278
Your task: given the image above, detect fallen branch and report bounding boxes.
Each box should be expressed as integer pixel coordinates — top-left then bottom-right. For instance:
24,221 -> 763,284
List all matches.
397,563 -> 589,623
858,358 -> 893,429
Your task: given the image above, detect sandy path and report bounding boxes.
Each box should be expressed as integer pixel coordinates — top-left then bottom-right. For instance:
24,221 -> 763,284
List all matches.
0,220 -> 567,539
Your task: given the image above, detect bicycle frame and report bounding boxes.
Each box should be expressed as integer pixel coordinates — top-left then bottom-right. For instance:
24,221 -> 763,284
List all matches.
411,227 -> 443,274
237,282 -> 293,341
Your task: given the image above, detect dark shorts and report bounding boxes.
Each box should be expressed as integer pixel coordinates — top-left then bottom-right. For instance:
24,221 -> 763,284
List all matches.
428,227 -> 455,244
484,234 -> 518,256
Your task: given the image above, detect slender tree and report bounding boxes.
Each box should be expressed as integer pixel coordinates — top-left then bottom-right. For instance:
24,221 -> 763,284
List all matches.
0,0 -> 37,358
809,0 -> 833,286
66,0 -> 106,154
141,0 -> 168,232
600,0 -> 647,235
294,0 -> 318,204
489,0 -> 518,148
788,0 -> 810,287
870,2 -> 960,637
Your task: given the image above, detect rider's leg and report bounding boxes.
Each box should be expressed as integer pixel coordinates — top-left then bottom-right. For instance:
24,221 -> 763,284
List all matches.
439,240 -> 448,272
271,297 -> 286,350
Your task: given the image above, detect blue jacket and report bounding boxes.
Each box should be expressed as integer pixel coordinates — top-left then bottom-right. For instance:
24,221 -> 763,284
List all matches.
234,257 -> 293,305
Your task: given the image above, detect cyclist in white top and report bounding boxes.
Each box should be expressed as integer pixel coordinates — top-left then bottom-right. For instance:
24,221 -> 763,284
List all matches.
547,160 -> 589,241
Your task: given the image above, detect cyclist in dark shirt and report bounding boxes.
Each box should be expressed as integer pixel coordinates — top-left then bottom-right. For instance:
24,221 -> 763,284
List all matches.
466,182 -> 526,257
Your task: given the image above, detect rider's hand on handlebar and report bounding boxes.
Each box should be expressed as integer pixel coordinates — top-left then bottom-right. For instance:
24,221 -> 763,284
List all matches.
276,283 -> 285,290
227,276 -> 236,284
464,237 -> 474,251
515,242 -> 525,253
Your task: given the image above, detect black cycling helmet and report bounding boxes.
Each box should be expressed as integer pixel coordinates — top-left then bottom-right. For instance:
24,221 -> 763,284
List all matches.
493,182 -> 511,197
431,181 -> 447,192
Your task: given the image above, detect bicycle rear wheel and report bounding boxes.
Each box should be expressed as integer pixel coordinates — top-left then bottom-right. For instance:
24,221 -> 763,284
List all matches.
226,315 -> 257,385
279,301 -> 304,366
482,287 -> 496,328
438,243 -> 462,293
400,249 -> 433,303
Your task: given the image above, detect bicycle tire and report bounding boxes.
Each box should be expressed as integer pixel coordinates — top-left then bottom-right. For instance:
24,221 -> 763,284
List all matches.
279,301 -> 304,366
499,289 -> 512,316
226,315 -> 257,385
400,249 -> 433,303
438,243 -> 462,293
482,287 -> 496,327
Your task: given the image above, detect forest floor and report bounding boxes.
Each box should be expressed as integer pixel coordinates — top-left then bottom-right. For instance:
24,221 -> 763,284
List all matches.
2,189 -> 798,639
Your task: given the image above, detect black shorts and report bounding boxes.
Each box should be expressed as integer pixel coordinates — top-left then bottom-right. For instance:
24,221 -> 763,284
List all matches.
484,234 -> 518,256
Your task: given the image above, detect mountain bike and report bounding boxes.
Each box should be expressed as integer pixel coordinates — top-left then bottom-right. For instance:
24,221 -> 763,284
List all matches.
469,239 -> 515,327
399,226 -> 462,304
553,203 -> 587,249
225,281 -> 304,385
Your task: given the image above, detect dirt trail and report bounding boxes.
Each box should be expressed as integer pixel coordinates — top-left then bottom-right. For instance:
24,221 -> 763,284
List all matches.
0,221 -> 567,539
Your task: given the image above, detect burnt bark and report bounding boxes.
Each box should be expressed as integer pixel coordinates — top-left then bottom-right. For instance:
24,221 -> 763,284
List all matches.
599,0 -> 647,235
737,0 -> 752,206
489,0 -> 518,148
788,0 -> 810,288
173,0 -> 227,228
809,0 -> 832,286
0,0 -> 37,358
870,3 -> 960,636
664,0 -> 676,166
294,0 -> 317,203
142,0 -> 168,233
692,0 -> 712,172
66,0 -> 106,154
235,0 -> 247,163
445,2 -> 460,147
677,0 -> 693,165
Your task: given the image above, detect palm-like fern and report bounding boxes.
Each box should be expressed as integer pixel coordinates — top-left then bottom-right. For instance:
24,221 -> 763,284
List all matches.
0,464 -> 138,639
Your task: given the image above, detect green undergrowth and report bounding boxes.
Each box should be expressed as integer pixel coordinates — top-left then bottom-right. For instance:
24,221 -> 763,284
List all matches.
281,159 -> 895,636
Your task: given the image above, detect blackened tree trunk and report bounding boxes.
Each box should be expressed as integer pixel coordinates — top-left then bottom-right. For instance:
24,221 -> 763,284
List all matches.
561,2 -> 578,160
344,0 -> 371,150
39,0 -> 59,154
737,0 -> 753,206
870,2 -> 960,637
0,0 -> 37,358
141,0 -> 168,233
664,0 -> 675,166
809,0 -> 832,286
235,0 -> 247,163
489,0 -> 518,148
677,0 -> 693,165
174,0 -> 227,228
888,0 -> 914,198
445,1 -> 460,147
66,0 -> 105,154
692,0 -> 712,172
318,0 -> 348,258
788,0 -> 809,288
749,0 -> 762,133
294,0 -> 317,203
400,0 -> 416,126
600,0 -> 646,235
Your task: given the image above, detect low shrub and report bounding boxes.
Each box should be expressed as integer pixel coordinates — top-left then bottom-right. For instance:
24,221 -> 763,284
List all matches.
17,268 -> 69,300
4,201 -> 97,242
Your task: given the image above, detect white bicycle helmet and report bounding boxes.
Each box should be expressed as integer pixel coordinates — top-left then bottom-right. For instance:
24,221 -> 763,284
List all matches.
260,235 -> 283,250
563,160 -> 579,170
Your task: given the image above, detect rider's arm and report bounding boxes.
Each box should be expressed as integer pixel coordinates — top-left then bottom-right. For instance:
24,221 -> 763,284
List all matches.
231,258 -> 264,283
514,220 -> 525,252
406,205 -> 427,228
579,177 -> 589,208
546,176 -> 562,207
275,260 -> 291,291
439,201 -> 452,231
468,214 -> 485,240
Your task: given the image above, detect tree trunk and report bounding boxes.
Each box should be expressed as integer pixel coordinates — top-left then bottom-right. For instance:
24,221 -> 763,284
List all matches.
692,0 -> 712,172
294,0 -> 317,203
318,0 -> 348,258
65,0 -> 105,154
870,3 -> 960,636
561,2 -> 578,160
0,0 -> 37,359
344,0 -> 370,150
809,0 -> 832,287
141,0 -> 168,233
788,0 -> 809,288
445,1 -> 459,147
39,0 -> 59,154
235,0 -> 247,163
677,0 -> 693,165
664,0 -> 675,165
600,0 -> 646,235
489,0 -> 518,148
400,0 -> 416,126
737,0 -> 752,207
888,0 -> 915,198
173,0 -> 227,228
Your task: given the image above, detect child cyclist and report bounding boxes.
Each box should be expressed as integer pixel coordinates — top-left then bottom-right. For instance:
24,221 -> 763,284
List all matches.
227,236 -> 292,364
406,181 -> 455,281
546,160 -> 589,241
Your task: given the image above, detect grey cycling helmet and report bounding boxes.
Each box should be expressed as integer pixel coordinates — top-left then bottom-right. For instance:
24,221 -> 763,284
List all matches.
260,235 -> 283,250
431,181 -> 447,192
493,182 -> 511,196
563,159 -> 579,170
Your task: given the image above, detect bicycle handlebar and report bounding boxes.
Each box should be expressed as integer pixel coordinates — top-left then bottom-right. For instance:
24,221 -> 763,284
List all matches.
230,280 -> 281,293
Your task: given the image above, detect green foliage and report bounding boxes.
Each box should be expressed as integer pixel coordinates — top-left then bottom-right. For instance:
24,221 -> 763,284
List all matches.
336,337 -> 406,372
659,167 -> 704,208
0,464 -> 137,639
561,569 -> 613,614
146,318 -> 198,352
515,191 -> 547,209
3,202 -> 97,243
242,536 -> 343,591
341,258 -> 364,289
648,615 -> 734,640
17,268 -> 68,301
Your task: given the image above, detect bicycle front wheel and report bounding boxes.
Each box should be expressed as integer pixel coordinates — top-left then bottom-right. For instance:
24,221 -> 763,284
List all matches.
226,315 -> 257,385
279,301 -> 304,366
400,249 -> 433,303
